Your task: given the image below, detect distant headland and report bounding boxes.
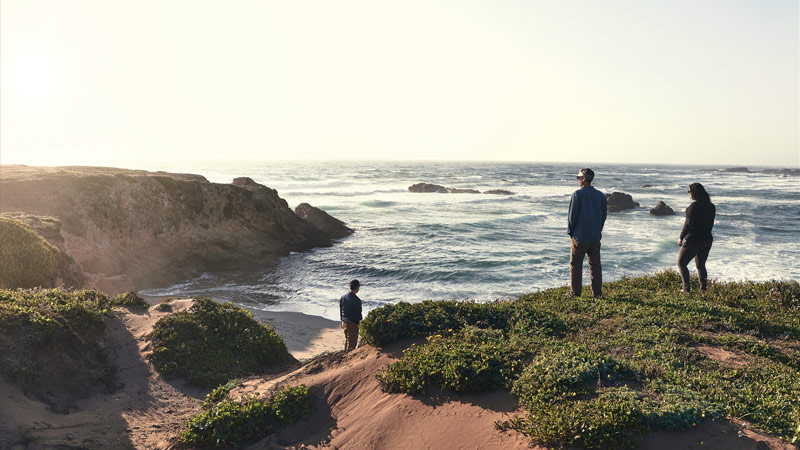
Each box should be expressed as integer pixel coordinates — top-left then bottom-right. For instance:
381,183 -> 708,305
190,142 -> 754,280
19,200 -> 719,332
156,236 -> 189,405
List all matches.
0,165 -> 352,294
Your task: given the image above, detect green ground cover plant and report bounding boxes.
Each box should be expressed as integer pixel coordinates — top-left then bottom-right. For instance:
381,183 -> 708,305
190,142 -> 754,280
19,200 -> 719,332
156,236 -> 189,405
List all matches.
0,288 -> 115,410
363,271 -> 800,448
179,384 -> 310,447
202,378 -> 245,409
110,291 -> 149,309
359,298 -> 564,346
0,218 -> 82,289
146,298 -> 290,387
153,301 -> 173,312
377,326 -> 530,394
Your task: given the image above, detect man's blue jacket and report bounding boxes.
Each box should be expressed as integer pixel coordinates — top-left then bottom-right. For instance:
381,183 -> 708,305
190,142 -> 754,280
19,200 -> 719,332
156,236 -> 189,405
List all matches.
568,186 -> 608,243
339,292 -> 362,323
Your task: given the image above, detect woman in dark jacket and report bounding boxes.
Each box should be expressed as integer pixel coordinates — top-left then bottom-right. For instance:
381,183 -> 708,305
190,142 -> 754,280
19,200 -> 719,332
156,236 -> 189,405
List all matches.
677,183 -> 716,292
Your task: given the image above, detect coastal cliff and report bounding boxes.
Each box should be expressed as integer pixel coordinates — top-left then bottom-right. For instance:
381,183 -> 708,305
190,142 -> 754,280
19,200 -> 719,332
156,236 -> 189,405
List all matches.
0,165 -> 346,293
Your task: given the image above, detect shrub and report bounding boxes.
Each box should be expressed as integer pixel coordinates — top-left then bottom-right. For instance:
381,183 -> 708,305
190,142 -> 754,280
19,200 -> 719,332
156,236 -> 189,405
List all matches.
359,301 -> 474,346
202,378 -> 244,409
360,299 -> 562,346
511,343 -> 634,407
110,291 -> 149,309
146,298 -> 290,387
377,326 -> 531,394
153,302 -> 172,312
0,289 -> 114,410
180,384 -> 311,447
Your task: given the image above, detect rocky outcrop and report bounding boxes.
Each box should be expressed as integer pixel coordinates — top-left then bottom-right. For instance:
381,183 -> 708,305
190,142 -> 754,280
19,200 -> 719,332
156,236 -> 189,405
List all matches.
762,168 -> 800,176
722,167 -> 751,173
232,176 -> 262,187
409,183 -> 451,193
408,183 -> 511,195
706,167 -> 799,176
605,192 -> 639,212
0,165 -> 343,294
649,201 -> 675,216
295,203 -> 354,239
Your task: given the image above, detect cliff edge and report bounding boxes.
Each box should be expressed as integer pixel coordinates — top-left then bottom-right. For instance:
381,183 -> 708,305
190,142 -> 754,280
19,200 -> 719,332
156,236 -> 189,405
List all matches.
0,165 -> 347,293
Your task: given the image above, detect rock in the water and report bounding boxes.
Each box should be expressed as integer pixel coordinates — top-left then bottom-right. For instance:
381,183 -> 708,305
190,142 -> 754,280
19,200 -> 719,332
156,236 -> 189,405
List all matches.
722,167 -> 751,173
641,184 -> 654,188
408,183 -> 480,194
649,201 -> 675,216
762,168 -> 800,176
605,192 -> 640,212
484,189 -> 515,195
294,203 -> 354,240
409,183 -> 449,193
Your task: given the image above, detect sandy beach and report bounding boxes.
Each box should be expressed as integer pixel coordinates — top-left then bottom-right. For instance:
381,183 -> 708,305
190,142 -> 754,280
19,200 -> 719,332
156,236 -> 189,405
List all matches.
245,307 -> 344,361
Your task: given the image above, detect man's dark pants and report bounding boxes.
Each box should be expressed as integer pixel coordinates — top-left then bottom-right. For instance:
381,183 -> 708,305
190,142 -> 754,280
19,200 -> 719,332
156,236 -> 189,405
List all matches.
342,321 -> 359,352
570,238 -> 602,297
677,240 -> 713,292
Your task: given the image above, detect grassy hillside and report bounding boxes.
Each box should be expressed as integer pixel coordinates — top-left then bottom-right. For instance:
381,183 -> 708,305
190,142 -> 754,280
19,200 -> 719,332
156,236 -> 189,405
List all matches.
0,218 -> 82,289
361,272 -> 800,448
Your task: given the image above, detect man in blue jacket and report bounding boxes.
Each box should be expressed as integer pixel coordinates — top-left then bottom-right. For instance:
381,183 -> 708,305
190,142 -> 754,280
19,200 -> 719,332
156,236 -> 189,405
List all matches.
568,168 -> 608,298
339,279 -> 363,351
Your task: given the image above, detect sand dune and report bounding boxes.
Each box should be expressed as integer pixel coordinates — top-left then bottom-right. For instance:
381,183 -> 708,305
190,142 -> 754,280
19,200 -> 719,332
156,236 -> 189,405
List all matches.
1,299 -> 793,449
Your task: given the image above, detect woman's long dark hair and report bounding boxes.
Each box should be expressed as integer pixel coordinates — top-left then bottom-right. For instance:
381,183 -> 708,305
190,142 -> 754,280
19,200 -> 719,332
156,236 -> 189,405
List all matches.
689,182 -> 711,203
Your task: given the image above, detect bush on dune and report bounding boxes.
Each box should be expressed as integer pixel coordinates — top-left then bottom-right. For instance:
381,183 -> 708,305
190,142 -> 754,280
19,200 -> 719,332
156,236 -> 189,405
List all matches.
359,298 -> 562,346
179,384 -> 311,447
377,326 -> 531,394
146,298 -> 291,387
0,289 -> 115,410
110,291 -> 150,309
363,271 -> 800,448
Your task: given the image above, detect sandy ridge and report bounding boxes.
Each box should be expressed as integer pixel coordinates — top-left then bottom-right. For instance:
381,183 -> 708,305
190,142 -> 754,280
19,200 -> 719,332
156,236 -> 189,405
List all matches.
1,299 -> 793,449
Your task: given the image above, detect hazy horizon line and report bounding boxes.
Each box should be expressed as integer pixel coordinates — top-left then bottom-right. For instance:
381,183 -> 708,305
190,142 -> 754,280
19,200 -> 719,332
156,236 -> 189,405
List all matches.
1,159 -> 798,170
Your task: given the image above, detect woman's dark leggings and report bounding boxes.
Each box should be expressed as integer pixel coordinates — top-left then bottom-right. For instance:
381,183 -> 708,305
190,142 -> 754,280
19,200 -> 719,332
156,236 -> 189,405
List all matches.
678,240 -> 713,291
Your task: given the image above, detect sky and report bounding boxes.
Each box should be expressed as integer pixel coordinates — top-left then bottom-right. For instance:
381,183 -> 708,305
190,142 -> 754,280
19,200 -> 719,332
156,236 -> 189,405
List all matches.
1,1 -> 798,167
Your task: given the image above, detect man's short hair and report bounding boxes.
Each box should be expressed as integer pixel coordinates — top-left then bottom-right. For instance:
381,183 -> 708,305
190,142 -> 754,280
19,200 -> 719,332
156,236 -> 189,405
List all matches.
579,168 -> 595,183
350,279 -> 361,290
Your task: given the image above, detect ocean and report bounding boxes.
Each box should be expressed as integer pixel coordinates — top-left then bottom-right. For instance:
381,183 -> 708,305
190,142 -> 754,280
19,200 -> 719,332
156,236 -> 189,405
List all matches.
137,161 -> 800,320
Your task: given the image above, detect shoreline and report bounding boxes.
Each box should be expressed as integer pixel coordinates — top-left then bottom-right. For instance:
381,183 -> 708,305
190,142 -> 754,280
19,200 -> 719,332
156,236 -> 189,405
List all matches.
245,307 -> 343,362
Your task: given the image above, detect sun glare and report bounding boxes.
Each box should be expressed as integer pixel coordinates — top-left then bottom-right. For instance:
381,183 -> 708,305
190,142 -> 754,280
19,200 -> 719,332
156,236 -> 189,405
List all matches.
4,49 -> 64,107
